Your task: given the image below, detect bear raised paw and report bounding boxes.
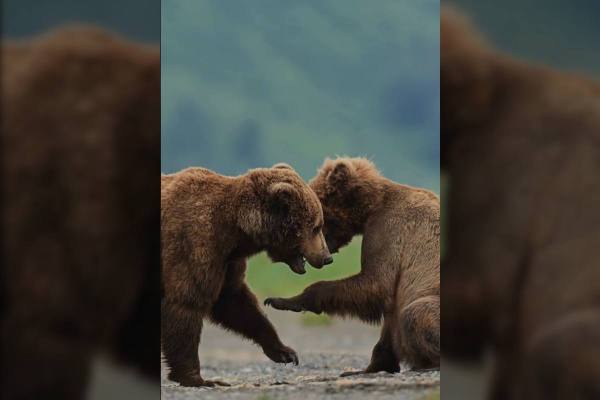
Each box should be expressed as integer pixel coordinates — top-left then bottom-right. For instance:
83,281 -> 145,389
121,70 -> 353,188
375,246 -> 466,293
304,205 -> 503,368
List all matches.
161,164 -> 332,386
266,157 -> 440,374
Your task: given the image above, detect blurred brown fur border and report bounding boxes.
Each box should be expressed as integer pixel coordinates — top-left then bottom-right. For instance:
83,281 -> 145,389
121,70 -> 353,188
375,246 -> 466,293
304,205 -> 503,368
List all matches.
1,26 -> 159,399
442,5 -> 600,400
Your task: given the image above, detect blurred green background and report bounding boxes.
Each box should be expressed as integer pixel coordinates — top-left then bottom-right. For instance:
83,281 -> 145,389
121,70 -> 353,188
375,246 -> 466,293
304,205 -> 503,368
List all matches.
161,0 -> 440,298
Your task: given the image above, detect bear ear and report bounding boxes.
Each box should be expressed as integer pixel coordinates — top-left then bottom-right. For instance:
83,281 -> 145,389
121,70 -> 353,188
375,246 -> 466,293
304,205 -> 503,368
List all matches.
272,162 -> 293,170
267,182 -> 297,207
327,160 -> 354,186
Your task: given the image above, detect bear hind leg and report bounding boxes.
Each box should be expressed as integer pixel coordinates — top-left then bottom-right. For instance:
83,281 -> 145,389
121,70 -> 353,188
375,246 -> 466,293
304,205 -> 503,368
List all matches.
340,316 -> 400,376
161,300 -> 228,387
395,295 -> 440,370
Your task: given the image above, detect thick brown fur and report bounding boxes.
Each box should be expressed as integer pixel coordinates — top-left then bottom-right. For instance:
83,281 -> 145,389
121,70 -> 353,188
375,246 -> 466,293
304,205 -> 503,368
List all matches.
161,164 -> 332,387
442,7 -> 600,400
1,27 -> 159,399
265,158 -> 440,373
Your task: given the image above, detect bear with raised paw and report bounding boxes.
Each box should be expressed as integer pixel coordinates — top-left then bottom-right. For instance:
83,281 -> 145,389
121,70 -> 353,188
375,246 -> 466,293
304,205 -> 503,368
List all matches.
266,157 -> 440,374
161,163 -> 333,387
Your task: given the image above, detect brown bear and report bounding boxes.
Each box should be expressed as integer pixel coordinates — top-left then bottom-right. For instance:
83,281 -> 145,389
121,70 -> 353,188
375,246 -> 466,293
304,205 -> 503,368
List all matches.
161,163 -> 333,387
1,27 -> 159,399
265,157 -> 440,374
442,7 -> 600,400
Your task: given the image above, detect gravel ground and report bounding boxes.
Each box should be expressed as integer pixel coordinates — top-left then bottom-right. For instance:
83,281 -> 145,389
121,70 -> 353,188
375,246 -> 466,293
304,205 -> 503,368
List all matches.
161,310 -> 440,400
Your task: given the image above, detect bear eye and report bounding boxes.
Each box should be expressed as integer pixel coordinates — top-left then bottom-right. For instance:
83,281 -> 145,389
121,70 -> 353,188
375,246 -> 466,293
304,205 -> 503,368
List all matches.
312,225 -> 321,235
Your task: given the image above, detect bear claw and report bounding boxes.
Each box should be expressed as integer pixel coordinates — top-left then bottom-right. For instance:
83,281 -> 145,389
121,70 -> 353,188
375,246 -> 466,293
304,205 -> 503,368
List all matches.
263,344 -> 299,366
264,297 -> 303,312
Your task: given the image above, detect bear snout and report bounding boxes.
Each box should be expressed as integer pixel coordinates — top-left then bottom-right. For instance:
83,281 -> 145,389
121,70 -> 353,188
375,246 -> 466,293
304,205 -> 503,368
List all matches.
307,251 -> 333,268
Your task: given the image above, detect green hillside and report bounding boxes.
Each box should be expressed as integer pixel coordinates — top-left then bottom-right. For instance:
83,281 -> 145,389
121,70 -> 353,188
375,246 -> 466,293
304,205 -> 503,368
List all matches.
162,0 -> 440,192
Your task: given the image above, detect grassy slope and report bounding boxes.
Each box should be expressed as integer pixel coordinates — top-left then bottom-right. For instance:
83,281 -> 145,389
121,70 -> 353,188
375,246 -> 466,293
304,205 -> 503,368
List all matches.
247,237 -> 362,299
161,0 -> 440,192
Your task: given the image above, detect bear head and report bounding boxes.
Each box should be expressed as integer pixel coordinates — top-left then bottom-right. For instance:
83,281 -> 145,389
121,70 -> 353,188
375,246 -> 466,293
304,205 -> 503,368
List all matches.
309,157 -> 382,253
240,163 -> 333,274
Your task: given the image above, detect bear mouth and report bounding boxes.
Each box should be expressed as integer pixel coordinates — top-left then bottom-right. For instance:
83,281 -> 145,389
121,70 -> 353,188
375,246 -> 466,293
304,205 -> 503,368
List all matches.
287,255 -> 306,274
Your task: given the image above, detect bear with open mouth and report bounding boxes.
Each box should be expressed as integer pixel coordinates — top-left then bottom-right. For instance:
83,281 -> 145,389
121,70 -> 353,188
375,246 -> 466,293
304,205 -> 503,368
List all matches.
161,162 -> 332,387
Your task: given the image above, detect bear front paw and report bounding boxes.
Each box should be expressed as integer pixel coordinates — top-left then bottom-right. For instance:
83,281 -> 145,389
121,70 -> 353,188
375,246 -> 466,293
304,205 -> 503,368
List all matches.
264,297 -> 304,312
263,344 -> 299,365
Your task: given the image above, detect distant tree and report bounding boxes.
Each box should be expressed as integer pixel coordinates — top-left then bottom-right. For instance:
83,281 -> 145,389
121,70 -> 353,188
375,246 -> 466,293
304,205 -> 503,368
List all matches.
232,119 -> 264,172
161,102 -> 214,172
381,78 -> 438,130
